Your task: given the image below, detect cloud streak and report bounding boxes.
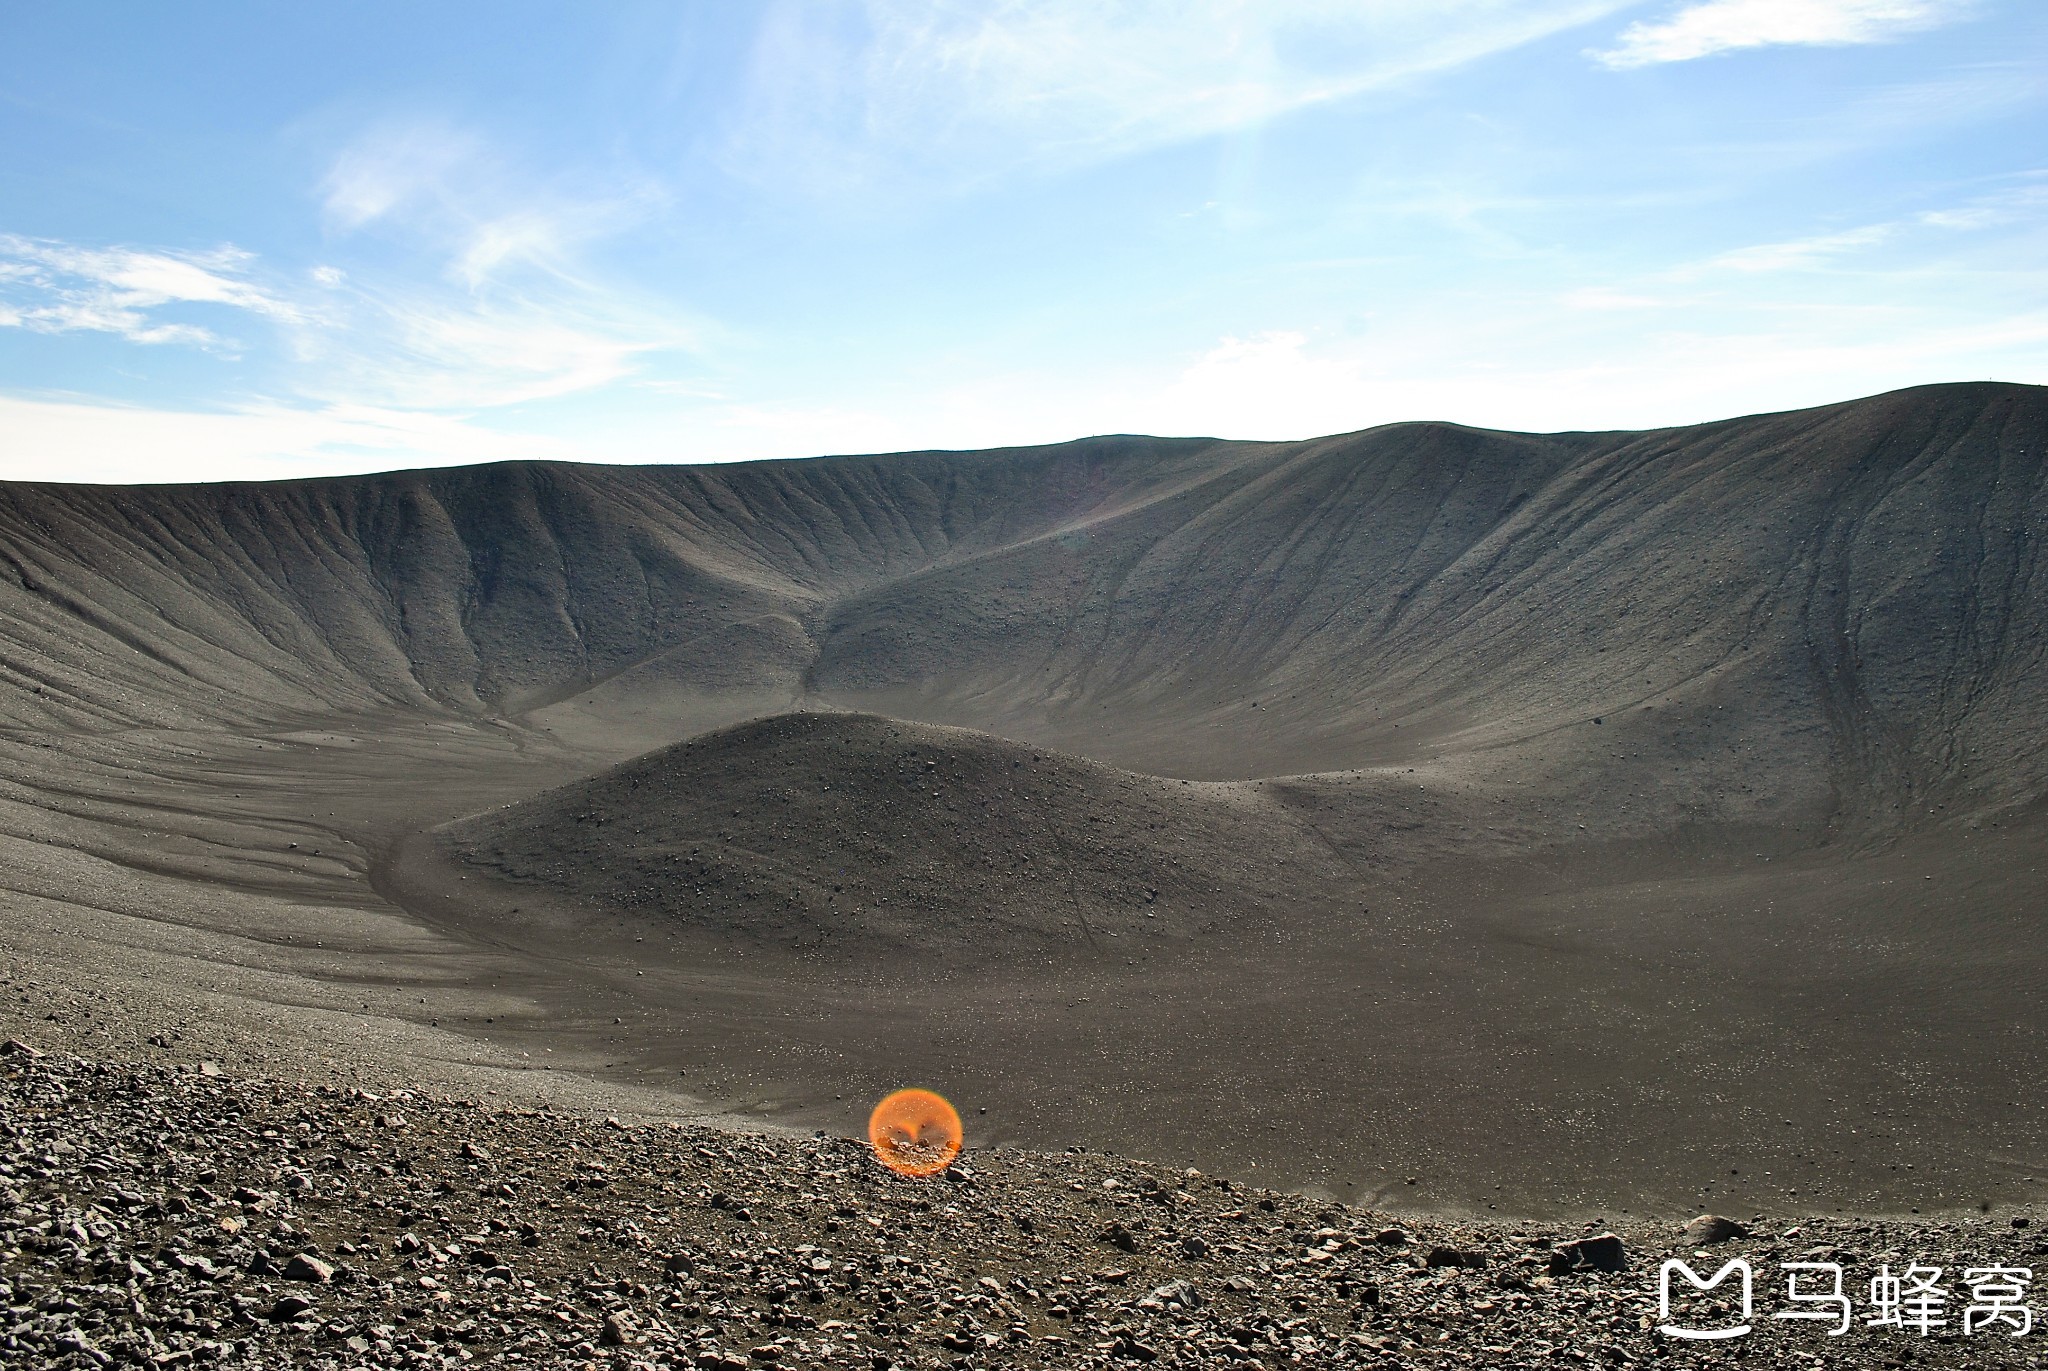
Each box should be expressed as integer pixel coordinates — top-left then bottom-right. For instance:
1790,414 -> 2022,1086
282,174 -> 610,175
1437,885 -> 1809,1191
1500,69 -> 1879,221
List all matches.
301,286 -> 693,411
0,236 -> 301,347
0,112 -> 706,450
321,119 -> 665,292
0,225 -> 694,415
1695,224 -> 1895,273
1592,0 -> 1976,69
321,121 -> 484,231
735,0 -> 1636,191
1670,180 -> 2038,279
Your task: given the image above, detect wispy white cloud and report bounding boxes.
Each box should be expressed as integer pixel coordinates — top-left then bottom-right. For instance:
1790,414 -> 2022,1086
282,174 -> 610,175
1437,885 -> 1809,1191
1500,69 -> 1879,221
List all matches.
0,116 -> 705,451
1695,223 -> 1895,273
321,119 -> 663,291
733,0 -> 1636,191
9,275 -> 2046,484
0,224 -> 695,414
7,12 -> 2038,486
305,124 -> 702,409
1913,177 -> 2048,231
301,287 -> 693,411
1559,286 -> 1671,310
0,235 -> 301,347
1592,0 -> 1976,69
1671,176 -> 2043,277
321,121 -> 483,231
1918,207 -> 2000,229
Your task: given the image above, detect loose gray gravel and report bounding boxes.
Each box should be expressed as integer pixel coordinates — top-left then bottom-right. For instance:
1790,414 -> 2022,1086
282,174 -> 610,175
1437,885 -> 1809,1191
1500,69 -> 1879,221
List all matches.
3,1042 -> 2043,1369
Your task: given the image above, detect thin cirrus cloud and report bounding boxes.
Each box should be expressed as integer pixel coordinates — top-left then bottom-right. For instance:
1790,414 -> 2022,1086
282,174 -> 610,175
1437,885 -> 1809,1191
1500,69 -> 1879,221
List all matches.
735,0 -> 1638,189
1673,184 -> 2026,277
0,116 -> 699,430
1591,0 -> 1978,69
0,225 -> 690,417
303,288 -> 691,412
321,120 -> 667,291
0,111 -> 704,484
0,235 -> 302,347
3,6 -> 2037,485
1695,223 -> 1896,273
320,121 -> 485,232
306,124 -> 704,411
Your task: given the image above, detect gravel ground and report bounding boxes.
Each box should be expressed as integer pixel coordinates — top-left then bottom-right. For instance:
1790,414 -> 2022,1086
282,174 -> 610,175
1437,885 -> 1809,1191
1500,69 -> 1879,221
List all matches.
2,1042 -> 2042,1370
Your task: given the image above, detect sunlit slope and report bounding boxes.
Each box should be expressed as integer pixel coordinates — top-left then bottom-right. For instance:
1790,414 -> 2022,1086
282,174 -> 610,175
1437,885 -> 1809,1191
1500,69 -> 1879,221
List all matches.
0,436 -> 1239,729
0,383 -> 2042,835
811,383 -> 2048,832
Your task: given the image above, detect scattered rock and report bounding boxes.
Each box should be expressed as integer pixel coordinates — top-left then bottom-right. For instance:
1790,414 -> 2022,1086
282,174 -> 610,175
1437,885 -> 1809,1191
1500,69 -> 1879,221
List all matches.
1111,1332 -> 1160,1361
1142,1278 -> 1200,1310
0,1049 -> 2030,1370
1426,1245 -> 1482,1268
1680,1213 -> 1748,1246
168,1251 -> 218,1279
282,1252 -> 334,1283
1549,1232 -> 1627,1274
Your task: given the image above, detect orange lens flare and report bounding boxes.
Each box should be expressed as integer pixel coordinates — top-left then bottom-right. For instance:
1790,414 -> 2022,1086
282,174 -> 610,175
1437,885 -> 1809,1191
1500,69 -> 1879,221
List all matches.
867,1088 -> 964,1177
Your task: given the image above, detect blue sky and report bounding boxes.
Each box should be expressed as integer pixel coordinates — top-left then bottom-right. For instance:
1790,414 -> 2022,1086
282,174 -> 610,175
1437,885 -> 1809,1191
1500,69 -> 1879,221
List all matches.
0,1 -> 2043,482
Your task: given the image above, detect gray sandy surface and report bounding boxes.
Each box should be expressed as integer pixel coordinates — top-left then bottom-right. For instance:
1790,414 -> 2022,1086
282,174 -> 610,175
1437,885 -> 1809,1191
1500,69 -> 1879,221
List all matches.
0,382 -> 2046,1365
1,1043 -> 2042,1370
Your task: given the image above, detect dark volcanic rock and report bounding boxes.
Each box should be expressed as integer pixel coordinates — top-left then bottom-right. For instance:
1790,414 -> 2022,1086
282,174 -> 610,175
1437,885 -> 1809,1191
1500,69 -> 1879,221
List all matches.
282,1251 -> 334,1283
267,1294 -> 316,1322
0,1047 -> 2035,1369
1680,1213 -> 1749,1246
1550,1232 -> 1627,1273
